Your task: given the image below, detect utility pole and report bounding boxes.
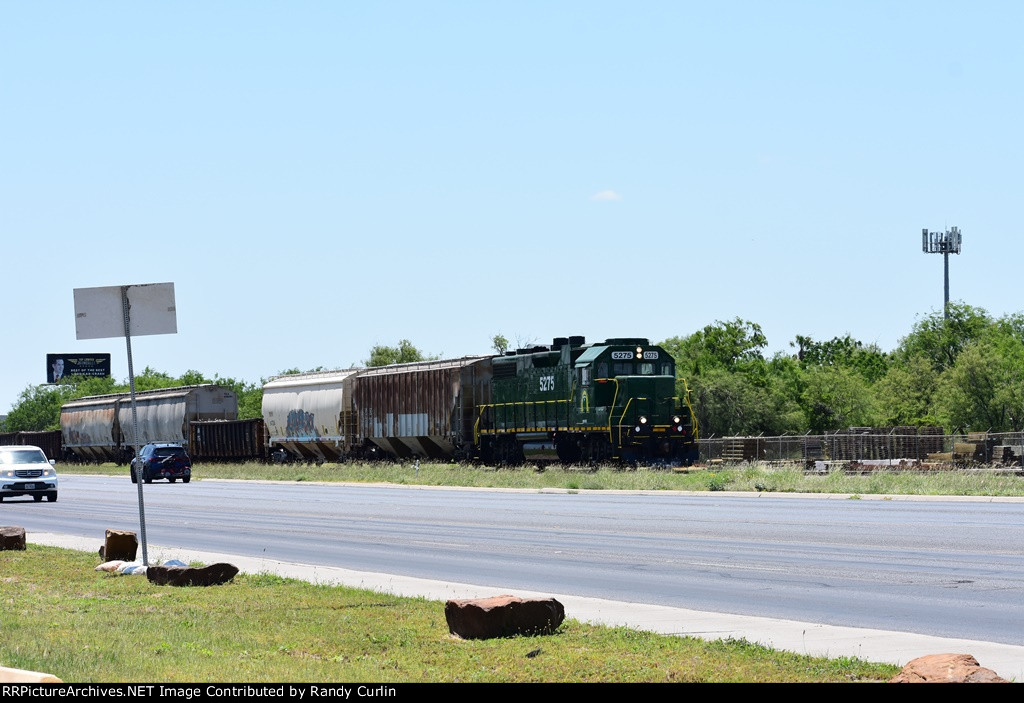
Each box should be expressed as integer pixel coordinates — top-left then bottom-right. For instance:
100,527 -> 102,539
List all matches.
921,226 -> 962,319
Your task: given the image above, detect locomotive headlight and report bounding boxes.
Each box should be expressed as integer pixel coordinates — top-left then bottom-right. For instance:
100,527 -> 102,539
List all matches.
636,346 -> 643,359
673,416 -> 681,424
639,416 -> 648,425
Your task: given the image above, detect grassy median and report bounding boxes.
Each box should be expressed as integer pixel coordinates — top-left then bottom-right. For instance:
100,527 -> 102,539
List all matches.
0,545 -> 898,683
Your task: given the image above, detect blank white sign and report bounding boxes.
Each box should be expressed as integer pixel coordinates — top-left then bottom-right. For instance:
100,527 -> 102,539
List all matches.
74,282 -> 177,340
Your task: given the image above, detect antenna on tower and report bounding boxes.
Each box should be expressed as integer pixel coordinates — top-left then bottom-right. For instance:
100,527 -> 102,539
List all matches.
921,226 -> 962,320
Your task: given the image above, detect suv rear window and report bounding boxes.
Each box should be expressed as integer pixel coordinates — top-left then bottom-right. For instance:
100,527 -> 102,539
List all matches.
154,448 -> 188,458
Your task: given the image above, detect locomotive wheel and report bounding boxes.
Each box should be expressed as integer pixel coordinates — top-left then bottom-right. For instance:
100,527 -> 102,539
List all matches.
556,437 -> 582,464
496,437 -> 524,466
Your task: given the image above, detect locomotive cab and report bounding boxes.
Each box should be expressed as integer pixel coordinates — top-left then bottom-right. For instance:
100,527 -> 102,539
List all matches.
573,339 -> 697,465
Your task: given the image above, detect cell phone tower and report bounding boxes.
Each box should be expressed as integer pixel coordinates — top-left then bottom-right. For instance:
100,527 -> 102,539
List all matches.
921,226 -> 962,320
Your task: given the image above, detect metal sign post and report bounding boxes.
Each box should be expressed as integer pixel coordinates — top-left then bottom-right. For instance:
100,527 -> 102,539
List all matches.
74,282 -> 177,565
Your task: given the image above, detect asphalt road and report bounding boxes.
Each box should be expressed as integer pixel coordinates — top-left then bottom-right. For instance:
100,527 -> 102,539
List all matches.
7,474 -> 1024,650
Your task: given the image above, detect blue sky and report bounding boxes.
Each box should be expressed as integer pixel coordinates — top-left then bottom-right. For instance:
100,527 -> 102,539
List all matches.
2,1 -> 1020,410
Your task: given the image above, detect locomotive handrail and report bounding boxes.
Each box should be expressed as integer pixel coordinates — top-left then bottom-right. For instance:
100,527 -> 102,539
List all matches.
616,396 -> 633,449
672,386 -> 700,440
473,399 -> 572,444
615,396 -> 651,449
608,379 -> 620,447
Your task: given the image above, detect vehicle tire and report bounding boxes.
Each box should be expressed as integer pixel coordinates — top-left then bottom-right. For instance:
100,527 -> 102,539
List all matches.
131,469 -> 138,484
183,476 -> 191,484
34,495 -> 43,502
144,475 -> 153,484
169,478 -> 176,483
47,493 -> 57,502
0,496 -> 4,502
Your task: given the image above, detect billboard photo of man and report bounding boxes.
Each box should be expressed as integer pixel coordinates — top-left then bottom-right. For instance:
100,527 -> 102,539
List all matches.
50,357 -> 65,383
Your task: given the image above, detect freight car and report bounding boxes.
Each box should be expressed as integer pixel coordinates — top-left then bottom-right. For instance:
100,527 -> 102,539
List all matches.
188,418 -> 268,463
265,336 -> 698,466
354,356 -> 492,460
0,430 -> 63,462
60,384 -> 239,463
261,369 -> 361,462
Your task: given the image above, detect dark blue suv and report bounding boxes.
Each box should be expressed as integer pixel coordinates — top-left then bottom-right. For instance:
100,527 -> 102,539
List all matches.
130,443 -> 192,484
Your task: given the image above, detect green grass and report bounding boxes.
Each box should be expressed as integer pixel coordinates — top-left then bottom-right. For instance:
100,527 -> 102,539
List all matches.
67,459 -> 1024,497
0,546 -> 898,683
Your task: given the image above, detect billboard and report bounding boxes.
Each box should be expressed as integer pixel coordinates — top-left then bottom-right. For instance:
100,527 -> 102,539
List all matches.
47,354 -> 112,383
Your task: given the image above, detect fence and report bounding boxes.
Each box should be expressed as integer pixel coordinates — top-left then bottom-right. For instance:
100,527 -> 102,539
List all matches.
699,428 -> 1024,467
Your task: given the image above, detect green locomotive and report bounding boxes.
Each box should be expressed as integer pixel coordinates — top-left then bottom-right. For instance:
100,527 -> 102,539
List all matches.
475,336 -> 698,466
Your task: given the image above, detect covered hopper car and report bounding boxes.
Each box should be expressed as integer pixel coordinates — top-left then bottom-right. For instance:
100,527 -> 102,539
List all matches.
60,384 -> 239,463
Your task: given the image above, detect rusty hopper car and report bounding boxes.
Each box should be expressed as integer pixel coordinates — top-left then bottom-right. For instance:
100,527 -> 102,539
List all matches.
261,369 -> 362,462
60,394 -> 123,462
61,384 -> 239,463
353,357 -> 492,460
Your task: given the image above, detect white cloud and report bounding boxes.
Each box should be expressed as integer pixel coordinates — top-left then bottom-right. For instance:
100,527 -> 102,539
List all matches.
590,190 -> 623,202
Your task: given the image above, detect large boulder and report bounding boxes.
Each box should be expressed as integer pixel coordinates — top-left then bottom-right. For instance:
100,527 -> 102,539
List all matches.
890,653 -> 1008,683
445,595 -> 565,639
146,562 -> 239,587
0,526 -> 26,551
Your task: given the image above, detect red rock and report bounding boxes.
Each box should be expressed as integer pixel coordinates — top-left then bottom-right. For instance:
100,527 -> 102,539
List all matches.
890,653 -> 1008,683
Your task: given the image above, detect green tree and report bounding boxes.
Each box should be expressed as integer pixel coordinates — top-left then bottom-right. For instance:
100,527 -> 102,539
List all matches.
1,385 -> 72,432
687,368 -> 800,437
873,355 -> 940,427
664,318 -> 768,376
364,340 -> 438,367
800,366 -> 877,433
792,334 -> 889,383
491,334 -> 510,355
663,320 -> 797,437
131,367 -> 179,392
934,337 -> 1024,431
896,303 -> 993,371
